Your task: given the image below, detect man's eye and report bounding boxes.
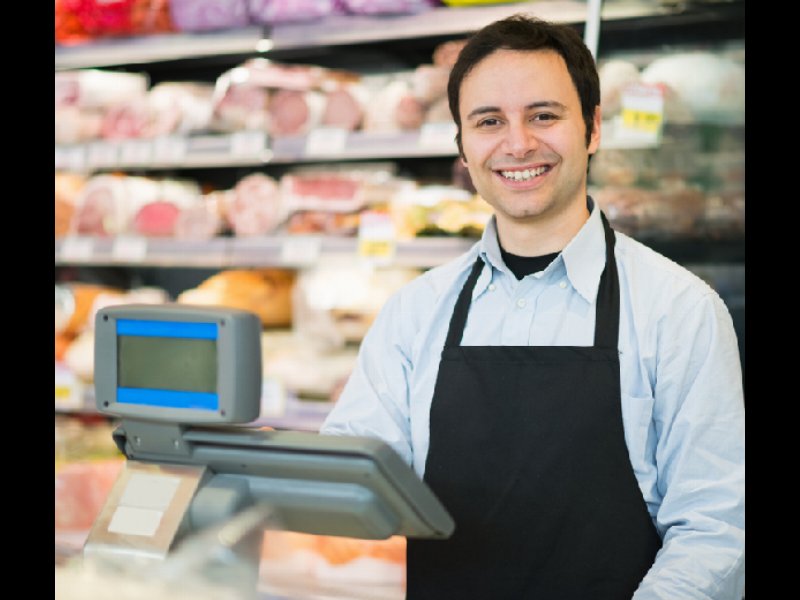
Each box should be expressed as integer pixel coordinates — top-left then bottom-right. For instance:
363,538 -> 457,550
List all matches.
533,113 -> 557,122
477,118 -> 500,127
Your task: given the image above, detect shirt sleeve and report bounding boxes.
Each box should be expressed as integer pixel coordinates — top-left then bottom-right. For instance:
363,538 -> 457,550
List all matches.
319,288 -> 416,466
633,291 -> 745,599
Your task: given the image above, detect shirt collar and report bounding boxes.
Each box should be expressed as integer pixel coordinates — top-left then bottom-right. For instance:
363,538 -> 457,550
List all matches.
477,197 -> 607,304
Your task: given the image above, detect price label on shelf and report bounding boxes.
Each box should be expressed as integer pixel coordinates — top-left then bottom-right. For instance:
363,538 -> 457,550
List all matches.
60,236 -> 94,262
418,122 -> 458,151
152,136 -> 187,163
618,83 -> 664,144
55,363 -> 85,411
112,236 -> 148,262
260,377 -> 287,418
55,147 -> 67,170
304,128 -> 348,157
66,146 -> 87,171
119,140 -> 153,165
231,131 -> 267,157
280,236 -> 322,266
87,142 -> 119,169
358,210 -> 396,266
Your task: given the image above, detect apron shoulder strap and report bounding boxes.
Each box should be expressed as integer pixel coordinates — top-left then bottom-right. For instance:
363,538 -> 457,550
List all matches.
594,211 -> 620,349
444,258 -> 485,348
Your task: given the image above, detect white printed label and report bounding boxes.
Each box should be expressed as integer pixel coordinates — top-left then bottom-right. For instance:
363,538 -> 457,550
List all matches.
66,147 -> 87,171
108,506 -> 163,537
87,142 -> 119,169
618,83 -> 664,144
54,363 -> 84,410
418,122 -> 458,150
120,473 -> 181,510
119,140 -> 153,165
112,236 -> 148,262
231,131 -> 267,156
60,236 -> 94,261
358,211 -> 396,265
55,147 -> 67,170
280,236 -> 321,265
304,128 -> 348,156
152,136 -> 187,163
261,378 -> 287,417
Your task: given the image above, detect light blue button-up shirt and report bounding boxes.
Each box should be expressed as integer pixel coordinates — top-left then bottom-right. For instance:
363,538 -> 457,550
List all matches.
321,199 -> 745,599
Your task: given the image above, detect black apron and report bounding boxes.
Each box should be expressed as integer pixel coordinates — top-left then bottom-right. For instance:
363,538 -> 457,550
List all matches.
407,213 -> 661,599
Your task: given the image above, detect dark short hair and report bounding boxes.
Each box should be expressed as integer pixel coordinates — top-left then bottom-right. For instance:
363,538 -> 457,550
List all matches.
447,14 -> 600,156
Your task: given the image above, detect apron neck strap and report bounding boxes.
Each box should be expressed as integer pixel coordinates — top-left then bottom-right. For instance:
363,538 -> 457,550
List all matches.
445,210 -> 620,349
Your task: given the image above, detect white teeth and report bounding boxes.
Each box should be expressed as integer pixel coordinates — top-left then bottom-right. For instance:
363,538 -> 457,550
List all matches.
500,166 -> 547,181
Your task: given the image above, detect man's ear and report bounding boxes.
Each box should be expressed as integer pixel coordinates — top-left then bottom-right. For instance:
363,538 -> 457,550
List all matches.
588,105 -> 601,155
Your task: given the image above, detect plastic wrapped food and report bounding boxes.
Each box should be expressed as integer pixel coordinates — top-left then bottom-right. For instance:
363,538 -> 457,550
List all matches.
169,0 -> 250,32
226,173 -> 286,236
247,0 -> 343,24
340,0 -> 437,15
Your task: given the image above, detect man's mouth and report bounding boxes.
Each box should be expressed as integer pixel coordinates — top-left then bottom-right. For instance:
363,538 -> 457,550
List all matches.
497,165 -> 552,182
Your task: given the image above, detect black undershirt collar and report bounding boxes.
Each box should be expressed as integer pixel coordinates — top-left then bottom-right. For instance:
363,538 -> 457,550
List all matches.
499,246 -> 561,280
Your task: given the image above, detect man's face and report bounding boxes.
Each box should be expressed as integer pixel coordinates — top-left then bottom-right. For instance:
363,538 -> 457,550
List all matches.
458,49 -> 600,232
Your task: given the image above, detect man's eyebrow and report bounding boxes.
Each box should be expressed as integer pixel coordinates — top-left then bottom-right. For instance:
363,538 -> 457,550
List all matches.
465,101 -> 567,120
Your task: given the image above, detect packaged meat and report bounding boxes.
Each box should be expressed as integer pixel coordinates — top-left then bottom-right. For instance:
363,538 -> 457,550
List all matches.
640,52 -> 745,124
247,0 -> 342,24
130,0 -> 176,35
178,269 -> 296,327
55,0 -> 91,44
55,458 -> 124,531
432,39 -> 467,68
281,170 -> 367,214
363,78 -> 425,132
131,179 -> 203,237
100,99 -> 153,139
56,70 -> 149,110
56,173 -> 87,238
598,59 -> 641,117
321,83 -> 370,131
169,0 -> 251,32
55,106 -> 105,144
227,173 -> 286,236
146,82 -> 215,136
391,185 -> 490,238
424,96 -> 452,124
268,89 -> 326,136
174,192 -> 227,240
286,211 -> 361,235
340,0 -> 437,16
293,265 -> 419,345
410,64 -> 450,104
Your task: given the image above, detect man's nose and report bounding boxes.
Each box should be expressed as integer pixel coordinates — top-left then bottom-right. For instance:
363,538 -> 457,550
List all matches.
503,121 -> 538,158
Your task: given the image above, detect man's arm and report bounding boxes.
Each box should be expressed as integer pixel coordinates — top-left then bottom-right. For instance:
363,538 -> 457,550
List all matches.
320,290 -> 416,466
634,291 -> 745,599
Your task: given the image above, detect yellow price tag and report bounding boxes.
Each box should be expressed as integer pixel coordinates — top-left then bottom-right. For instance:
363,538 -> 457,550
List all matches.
359,239 -> 394,258
621,108 -> 662,134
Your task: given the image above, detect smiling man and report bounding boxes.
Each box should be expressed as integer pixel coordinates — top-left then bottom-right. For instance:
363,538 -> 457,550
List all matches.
322,15 -> 745,600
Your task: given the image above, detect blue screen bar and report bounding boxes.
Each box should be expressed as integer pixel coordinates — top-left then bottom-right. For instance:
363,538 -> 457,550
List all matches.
116,319 -> 217,339
117,387 -> 219,411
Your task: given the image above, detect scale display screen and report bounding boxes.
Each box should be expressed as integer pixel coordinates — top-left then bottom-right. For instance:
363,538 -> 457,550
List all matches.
94,305 -> 262,424
116,319 -> 218,411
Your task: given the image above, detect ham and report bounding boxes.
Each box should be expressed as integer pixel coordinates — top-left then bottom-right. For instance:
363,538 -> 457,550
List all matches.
132,200 -> 182,237
268,89 -> 326,136
321,84 -> 369,131
227,173 -> 285,236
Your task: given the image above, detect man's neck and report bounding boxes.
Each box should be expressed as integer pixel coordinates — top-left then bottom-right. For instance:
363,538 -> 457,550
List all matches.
495,200 -> 590,257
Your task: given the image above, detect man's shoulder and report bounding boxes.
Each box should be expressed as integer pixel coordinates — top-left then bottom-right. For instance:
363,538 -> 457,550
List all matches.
615,232 -> 719,309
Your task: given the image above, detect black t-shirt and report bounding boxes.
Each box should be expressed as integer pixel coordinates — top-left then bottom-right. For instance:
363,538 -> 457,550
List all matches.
499,246 -> 560,280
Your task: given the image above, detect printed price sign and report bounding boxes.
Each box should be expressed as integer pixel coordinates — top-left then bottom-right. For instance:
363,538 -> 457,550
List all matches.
305,128 -> 348,157
618,83 -> 664,144
87,142 -> 119,169
231,131 -> 267,157
60,236 -> 94,262
112,236 -> 148,262
418,122 -> 458,151
152,136 -> 187,163
358,210 -> 396,266
280,236 -> 321,266
55,363 -> 85,410
260,377 -> 287,418
55,147 -> 67,170
66,146 -> 87,171
119,140 -> 153,165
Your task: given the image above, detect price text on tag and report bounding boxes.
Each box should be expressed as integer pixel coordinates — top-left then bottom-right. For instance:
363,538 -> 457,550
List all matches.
280,237 -> 321,265
112,236 -> 148,262
55,363 -> 85,410
305,128 -> 348,157
619,83 -> 664,143
60,236 -> 94,262
231,131 -> 267,157
358,211 -> 396,265
418,122 -> 458,150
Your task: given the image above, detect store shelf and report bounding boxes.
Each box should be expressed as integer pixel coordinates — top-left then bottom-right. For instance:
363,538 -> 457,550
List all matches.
55,235 -> 477,268
55,127 -> 460,172
54,2 -> 673,70
55,26 -> 268,70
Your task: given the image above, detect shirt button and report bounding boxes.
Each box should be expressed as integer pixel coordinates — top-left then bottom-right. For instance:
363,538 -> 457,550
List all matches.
488,284 -> 496,291
516,298 -> 526,308
559,281 -> 567,289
